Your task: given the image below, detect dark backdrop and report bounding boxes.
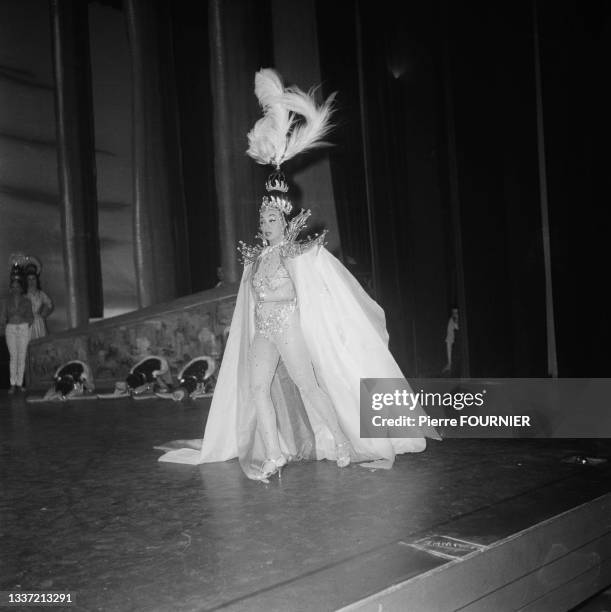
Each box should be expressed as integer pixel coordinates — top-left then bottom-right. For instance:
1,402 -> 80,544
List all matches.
316,0 -> 604,377
171,2 -> 219,292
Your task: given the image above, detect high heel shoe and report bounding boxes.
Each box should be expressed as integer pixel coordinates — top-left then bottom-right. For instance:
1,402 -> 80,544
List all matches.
336,441 -> 351,468
256,455 -> 287,483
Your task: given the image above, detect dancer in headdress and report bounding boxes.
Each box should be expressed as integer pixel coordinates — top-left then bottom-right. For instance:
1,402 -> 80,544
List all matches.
36,360 -> 95,401
1,256 -> 34,393
22,256 -> 53,340
155,356 -> 216,401
99,355 -> 171,398
159,69 -> 439,481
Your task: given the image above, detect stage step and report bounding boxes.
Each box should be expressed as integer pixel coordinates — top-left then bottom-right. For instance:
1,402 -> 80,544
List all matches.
219,477 -> 611,612
344,493 -> 611,612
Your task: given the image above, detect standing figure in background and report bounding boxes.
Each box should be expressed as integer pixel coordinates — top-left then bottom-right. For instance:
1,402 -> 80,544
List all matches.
442,306 -> 460,376
214,266 -> 225,288
1,275 -> 34,393
25,262 -> 53,340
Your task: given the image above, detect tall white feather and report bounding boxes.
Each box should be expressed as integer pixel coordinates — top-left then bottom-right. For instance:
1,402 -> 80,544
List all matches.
246,68 -> 334,167
246,69 -> 291,166
280,86 -> 335,163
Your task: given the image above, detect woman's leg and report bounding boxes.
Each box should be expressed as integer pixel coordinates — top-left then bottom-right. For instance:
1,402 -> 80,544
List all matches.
5,324 -> 18,387
276,316 -> 349,451
248,333 -> 282,459
14,324 -> 30,387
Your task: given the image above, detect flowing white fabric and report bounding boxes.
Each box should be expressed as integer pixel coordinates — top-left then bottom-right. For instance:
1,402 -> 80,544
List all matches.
158,246 -> 440,477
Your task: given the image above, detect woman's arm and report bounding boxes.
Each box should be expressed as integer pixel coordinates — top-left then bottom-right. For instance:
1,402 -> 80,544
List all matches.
39,292 -> 54,318
154,357 -> 170,379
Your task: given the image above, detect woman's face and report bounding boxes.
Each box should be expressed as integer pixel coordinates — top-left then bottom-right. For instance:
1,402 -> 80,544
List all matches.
10,280 -> 23,295
27,274 -> 37,290
259,209 -> 285,244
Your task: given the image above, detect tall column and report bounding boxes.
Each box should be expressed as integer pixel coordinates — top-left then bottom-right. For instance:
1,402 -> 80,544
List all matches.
125,0 -> 186,307
49,0 -> 103,327
208,0 -> 238,283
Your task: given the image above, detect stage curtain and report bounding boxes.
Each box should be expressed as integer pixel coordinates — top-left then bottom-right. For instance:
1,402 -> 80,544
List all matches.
315,0 -> 373,291
346,1 -> 453,375
170,2 -> 219,292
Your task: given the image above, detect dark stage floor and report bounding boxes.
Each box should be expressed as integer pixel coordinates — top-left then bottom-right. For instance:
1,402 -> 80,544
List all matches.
1,391 -> 610,611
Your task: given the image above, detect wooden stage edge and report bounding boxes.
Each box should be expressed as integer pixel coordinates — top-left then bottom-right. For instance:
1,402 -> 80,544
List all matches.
220,486 -> 611,612
344,493 -> 611,612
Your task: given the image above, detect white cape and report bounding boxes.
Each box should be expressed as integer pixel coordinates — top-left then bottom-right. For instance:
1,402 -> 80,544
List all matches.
158,246 -> 440,478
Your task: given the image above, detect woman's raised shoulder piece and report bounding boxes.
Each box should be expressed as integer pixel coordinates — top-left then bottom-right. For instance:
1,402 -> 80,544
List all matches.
279,231 -> 327,259
237,241 -> 263,266
237,208 -> 327,265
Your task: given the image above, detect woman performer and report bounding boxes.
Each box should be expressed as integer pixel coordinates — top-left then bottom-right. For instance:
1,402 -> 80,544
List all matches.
158,69 -> 439,481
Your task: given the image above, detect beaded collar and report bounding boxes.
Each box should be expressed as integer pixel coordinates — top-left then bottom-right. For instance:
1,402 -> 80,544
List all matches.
238,209 -> 327,265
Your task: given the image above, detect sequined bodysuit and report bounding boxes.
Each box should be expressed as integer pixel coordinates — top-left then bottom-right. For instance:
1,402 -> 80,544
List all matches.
251,244 -> 297,340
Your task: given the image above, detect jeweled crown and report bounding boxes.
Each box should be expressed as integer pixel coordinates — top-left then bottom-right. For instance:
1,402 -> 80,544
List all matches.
265,169 -> 289,193
260,169 -> 292,215
261,194 -> 292,215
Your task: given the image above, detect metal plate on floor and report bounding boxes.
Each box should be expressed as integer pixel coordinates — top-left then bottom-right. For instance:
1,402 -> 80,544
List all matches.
403,535 -> 486,560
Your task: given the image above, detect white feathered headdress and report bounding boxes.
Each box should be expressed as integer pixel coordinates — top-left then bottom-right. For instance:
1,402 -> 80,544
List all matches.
246,68 -> 335,169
